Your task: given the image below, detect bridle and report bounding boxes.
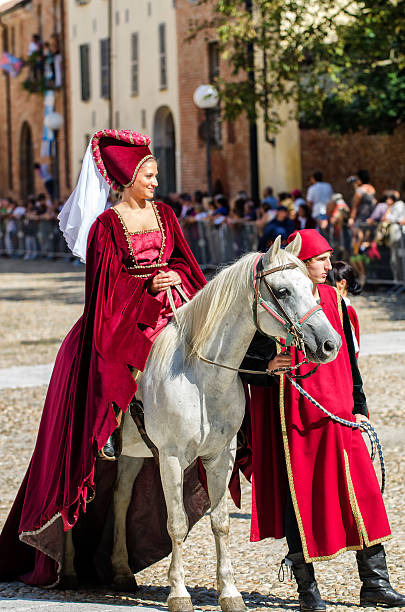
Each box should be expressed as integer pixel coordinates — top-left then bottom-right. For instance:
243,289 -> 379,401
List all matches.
251,254 -> 323,376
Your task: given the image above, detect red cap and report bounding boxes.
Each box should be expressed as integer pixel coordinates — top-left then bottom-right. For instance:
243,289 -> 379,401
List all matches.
288,229 -> 333,261
91,129 -> 153,190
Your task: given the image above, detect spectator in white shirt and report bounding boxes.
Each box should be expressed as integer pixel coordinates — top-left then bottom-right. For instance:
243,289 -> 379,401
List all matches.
306,171 -> 333,226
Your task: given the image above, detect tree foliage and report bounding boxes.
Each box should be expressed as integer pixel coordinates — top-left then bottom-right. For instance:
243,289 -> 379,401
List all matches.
190,0 -> 405,134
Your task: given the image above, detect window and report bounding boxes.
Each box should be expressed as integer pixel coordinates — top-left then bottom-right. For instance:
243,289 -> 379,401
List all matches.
100,38 -> 110,99
11,27 -> 15,54
115,10 -> 119,26
79,43 -> 90,101
91,109 -> 96,127
125,9 -> 130,23
141,109 -> 146,129
208,41 -> 219,82
115,110 -> 120,128
92,18 -> 97,33
159,23 -> 167,89
131,32 -> 139,96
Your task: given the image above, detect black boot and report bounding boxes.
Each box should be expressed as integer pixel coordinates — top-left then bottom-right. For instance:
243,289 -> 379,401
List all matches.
356,544 -> 405,607
285,552 -> 326,611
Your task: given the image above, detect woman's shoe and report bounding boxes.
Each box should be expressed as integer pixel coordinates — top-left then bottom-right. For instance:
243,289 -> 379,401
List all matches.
356,545 -> 405,608
98,408 -> 123,461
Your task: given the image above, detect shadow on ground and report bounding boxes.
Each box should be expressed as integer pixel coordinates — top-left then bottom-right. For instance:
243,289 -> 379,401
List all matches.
0,582 -> 360,610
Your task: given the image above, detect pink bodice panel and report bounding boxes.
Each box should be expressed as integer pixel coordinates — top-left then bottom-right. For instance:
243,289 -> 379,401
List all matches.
129,231 -> 183,342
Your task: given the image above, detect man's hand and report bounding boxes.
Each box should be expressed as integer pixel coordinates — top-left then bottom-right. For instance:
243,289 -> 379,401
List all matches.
150,271 -> 182,294
267,351 -> 293,375
355,413 -> 370,425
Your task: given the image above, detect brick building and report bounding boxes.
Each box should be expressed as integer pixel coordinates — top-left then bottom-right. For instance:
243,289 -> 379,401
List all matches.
0,0 -> 71,201
175,0 -> 251,198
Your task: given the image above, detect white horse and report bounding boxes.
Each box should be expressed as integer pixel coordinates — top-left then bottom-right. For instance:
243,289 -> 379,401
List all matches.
67,235 -> 342,612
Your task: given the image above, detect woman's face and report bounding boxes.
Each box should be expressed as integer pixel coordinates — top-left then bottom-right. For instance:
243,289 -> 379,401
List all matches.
130,159 -> 158,200
306,251 -> 332,285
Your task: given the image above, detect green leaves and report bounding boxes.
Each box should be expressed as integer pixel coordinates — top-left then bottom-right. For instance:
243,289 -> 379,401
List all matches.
191,0 -> 405,134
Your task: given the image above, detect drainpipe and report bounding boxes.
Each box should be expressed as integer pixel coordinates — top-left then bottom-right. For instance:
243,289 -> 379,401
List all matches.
245,0 -> 259,204
59,0 -> 70,189
0,17 -> 13,190
108,0 -> 113,127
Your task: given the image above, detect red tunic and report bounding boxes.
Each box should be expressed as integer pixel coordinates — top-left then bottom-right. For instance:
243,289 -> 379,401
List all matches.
250,284 -> 391,562
0,202 -> 208,586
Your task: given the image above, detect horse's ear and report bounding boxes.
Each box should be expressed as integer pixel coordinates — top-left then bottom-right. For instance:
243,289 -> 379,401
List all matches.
285,233 -> 302,258
262,235 -> 281,267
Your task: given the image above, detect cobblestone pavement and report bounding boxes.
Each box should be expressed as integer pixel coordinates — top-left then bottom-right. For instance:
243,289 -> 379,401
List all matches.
0,261 -> 404,611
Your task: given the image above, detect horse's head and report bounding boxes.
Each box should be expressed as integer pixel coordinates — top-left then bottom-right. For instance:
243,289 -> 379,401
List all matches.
255,234 -> 342,363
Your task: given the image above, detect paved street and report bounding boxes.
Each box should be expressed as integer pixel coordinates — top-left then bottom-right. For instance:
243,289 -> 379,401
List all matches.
0,262 -> 404,611
1,329 -> 404,390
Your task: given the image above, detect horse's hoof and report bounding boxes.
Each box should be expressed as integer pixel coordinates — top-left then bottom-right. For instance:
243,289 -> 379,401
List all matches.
58,575 -> 79,590
111,573 -> 139,592
219,595 -> 246,612
167,596 -> 194,612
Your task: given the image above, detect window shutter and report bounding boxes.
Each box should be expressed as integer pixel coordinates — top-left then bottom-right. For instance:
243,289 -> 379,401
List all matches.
79,43 -> 90,101
100,38 -> 110,99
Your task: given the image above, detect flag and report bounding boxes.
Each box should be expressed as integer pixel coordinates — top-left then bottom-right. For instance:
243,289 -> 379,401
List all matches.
0,51 -> 23,77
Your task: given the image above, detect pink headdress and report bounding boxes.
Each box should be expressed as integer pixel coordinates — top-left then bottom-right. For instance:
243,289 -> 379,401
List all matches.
58,129 -> 153,263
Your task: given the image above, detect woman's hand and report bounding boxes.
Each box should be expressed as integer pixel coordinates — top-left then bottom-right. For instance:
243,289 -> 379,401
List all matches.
267,351 -> 293,375
150,271 -> 182,294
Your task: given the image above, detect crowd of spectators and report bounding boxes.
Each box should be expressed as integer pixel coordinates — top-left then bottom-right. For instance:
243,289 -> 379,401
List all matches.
0,192 -> 67,260
1,168 -> 405,287
162,170 -> 405,287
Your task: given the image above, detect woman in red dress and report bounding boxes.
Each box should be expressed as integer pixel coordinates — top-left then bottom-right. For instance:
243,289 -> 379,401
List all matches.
0,130 -> 206,587
241,229 -> 404,610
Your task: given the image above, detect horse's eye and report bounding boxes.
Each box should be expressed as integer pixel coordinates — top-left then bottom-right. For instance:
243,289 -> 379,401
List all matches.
276,288 -> 289,298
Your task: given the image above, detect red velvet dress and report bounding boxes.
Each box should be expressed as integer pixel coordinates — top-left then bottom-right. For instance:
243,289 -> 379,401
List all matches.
0,202 -> 209,586
250,285 -> 391,562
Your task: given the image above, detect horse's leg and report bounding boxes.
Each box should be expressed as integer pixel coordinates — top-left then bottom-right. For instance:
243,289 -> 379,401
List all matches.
62,528 -> 79,588
160,453 -> 193,612
203,445 -> 246,612
111,455 -> 144,591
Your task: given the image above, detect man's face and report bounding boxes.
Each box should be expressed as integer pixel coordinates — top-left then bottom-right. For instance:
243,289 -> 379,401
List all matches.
306,251 -> 332,284
276,209 -> 288,220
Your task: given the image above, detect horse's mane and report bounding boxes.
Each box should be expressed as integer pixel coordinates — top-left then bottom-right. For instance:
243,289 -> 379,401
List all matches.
151,248 -> 307,369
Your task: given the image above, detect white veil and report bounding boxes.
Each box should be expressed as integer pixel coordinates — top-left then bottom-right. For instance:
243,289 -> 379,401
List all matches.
58,141 -> 110,263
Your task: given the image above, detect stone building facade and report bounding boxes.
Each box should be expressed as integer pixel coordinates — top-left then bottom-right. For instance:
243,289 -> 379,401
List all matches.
67,0 -> 181,196
0,0 -> 71,200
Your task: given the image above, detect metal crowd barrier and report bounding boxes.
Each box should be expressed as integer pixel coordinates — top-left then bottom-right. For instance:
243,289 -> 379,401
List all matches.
182,220 -> 258,268
1,214 -> 404,293
0,217 -> 70,259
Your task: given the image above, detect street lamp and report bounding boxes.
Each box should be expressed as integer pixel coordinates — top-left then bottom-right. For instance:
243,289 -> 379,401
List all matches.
193,84 -> 219,196
44,111 -> 64,199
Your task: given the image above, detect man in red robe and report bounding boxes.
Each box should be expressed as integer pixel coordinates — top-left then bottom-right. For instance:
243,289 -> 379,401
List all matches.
241,229 -> 405,610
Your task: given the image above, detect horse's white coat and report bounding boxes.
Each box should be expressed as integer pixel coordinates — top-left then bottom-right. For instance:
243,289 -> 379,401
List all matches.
102,237 -> 342,611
